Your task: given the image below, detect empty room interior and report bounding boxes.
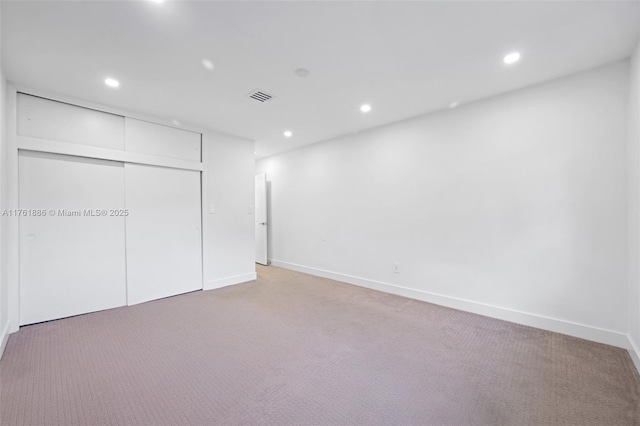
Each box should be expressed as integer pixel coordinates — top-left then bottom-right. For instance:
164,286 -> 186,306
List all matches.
1,1 -> 640,425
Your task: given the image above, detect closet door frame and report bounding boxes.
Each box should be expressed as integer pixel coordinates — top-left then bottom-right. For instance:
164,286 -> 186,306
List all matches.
6,85 -> 207,332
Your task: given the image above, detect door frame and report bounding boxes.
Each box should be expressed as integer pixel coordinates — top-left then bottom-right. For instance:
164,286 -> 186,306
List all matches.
255,173 -> 268,266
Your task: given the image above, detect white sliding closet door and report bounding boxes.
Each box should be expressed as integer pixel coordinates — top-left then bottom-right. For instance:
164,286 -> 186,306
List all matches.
19,151 -> 127,325
125,164 -> 202,305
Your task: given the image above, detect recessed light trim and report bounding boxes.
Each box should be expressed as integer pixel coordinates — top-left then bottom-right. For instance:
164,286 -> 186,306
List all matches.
503,51 -> 521,65
104,78 -> 120,88
202,59 -> 215,71
360,104 -> 372,113
283,130 -> 293,138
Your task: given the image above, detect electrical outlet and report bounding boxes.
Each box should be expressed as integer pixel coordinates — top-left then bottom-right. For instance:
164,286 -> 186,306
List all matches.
393,262 -> 400,273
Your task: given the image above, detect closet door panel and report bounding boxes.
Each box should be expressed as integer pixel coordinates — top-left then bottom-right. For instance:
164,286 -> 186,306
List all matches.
19,151 -> 127,325
125,164 -> 202,305
125,118 -> 201,162
17,94 -> 125,150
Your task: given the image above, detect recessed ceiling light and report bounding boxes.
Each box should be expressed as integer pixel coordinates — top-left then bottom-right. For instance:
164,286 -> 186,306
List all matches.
449,102 -> 459,109
360,104 -> 372,113
284,130 -> 293,138
104,78 -> 120,88
202,59 -> 215,71
503,51 -> 521,65
294,68 -> 310,78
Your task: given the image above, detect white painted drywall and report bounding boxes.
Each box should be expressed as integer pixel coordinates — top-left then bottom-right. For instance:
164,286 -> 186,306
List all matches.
202,129 -> 256,289
257,61 -> 630,341
0,1 -> 10,357
628,40 -> 640,367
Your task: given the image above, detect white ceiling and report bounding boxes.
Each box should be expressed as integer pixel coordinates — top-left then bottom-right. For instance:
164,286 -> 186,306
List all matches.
2,1 -> 639,158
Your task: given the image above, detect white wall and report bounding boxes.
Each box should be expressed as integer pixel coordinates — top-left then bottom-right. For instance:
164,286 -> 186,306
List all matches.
202,129 -> 256,289
257,61 -> 631,347
628,40 -> 640,369
0,3 -> 10,357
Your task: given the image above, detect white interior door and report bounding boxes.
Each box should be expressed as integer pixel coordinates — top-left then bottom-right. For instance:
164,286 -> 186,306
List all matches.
19,151 -> 127,325
255,173 -> 268,265
125,163 -> 202,305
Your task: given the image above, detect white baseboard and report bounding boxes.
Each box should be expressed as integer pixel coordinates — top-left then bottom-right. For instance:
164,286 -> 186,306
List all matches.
205,272 -> 256,290
628,336 -> 640,375
0,321 -> 10,360
270,260 -> 630,349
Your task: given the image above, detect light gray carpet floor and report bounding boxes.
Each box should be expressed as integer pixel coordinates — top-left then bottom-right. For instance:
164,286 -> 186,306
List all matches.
1,265 -> 639,425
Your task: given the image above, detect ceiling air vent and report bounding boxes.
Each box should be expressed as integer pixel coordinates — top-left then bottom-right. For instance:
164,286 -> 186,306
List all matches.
248,90 -> 274,103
